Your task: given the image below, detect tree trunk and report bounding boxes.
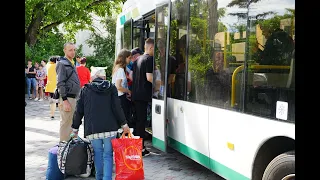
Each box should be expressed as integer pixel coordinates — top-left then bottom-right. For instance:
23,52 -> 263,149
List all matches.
25,3 -> 44,46
208,0 -> 218,41
25,16 -> 43,46
208,0 -> 218,70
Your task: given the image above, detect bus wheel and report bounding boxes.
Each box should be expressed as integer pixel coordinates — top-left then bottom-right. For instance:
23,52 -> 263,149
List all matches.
262,151 -> 295,180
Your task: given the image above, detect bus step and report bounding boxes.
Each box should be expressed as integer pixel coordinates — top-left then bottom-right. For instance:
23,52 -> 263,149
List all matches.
145,127 -> 152,135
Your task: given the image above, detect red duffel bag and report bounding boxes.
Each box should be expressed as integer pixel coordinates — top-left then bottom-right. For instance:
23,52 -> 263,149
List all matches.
111,133 -> 144,180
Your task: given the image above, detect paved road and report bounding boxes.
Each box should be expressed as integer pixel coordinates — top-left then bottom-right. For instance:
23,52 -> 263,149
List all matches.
25,98 -> 225,180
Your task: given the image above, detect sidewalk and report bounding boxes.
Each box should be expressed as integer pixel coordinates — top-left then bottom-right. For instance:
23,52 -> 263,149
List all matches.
25,97 -> 224,180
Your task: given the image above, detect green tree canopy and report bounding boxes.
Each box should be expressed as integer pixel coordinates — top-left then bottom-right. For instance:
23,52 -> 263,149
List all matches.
25,0 -> 123,46
24,31 -> 81,63
85,17 -> 117,80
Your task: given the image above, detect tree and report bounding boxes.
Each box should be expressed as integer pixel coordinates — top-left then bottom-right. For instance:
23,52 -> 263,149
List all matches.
227,0 -> 274,21
25,0 -> 123,46
187,0 -> 215,83
25,31 -> 71,63
257,9 -> 295,39
85,17 -> 117,80
218,8 -> 227,32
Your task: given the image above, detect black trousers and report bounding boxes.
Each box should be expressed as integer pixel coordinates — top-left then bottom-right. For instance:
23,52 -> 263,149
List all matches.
133,100 -> 148,148
128,100 -> 136,128
119,94 -> 131,124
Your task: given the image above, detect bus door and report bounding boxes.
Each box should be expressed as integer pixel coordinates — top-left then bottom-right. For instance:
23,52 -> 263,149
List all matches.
132,13 -> 155,52
152,2 -> 171,152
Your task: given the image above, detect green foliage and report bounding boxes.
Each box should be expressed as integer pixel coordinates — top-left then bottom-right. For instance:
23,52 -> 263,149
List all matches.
225,0 -> 295,65
169,20 -> 178,57
25,31 -> 66,63
218,8 -> 226,20
84,56 -> 112,81
25,0 -> 123,46
190,17 -> 207,37
25,0 -> 122,80
25,43 -> 32,61
85,17 -> 117,80
248,34 -> 261,63
123,22 -> 132,50
187,1 -> 213,84
218,22 -> 227,32
257,11 -> 294,39
188,47 -> 211,83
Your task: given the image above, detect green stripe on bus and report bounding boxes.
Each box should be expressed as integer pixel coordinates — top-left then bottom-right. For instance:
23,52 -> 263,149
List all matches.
152,136 -> 166,152
167,137 -> 250,180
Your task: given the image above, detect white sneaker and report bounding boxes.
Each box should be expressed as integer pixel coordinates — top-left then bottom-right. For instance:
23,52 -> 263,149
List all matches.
38,99 -> 43,102
34,98 -> 39,101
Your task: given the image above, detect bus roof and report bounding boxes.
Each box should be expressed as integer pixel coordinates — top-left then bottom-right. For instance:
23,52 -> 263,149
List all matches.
117,0 -> 167,27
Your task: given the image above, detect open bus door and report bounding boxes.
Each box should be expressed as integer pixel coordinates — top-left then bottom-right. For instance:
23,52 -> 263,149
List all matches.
151,2 -> 171,152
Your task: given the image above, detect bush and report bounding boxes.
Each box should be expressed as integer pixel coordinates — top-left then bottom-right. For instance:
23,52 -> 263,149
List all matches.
85,56 -> 113,81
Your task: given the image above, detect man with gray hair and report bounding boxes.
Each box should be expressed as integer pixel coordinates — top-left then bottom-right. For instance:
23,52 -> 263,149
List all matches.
56,42 -> 81,141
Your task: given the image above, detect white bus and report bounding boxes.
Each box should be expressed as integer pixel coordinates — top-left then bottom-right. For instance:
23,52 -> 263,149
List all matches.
115,0 -> 295,179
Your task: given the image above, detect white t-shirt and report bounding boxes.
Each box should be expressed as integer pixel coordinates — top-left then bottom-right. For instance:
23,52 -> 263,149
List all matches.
112,68 -> 128,96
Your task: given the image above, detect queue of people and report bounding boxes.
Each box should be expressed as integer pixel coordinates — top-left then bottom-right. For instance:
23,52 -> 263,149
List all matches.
25,55 -> 89,117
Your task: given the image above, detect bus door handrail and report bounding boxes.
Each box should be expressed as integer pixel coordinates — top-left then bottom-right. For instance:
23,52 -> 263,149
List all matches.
231,65 -> 290,107
231,65 -> 244,107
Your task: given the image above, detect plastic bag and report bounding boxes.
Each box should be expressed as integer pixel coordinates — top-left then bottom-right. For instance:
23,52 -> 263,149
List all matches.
111,133 -> 144,180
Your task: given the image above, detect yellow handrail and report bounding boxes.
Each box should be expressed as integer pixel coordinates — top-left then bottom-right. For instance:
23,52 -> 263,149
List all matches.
231,65 -> 244,107
249,65 -> 290,70
230,65 -> 290,107
229,62 -> 244,65
229,62 -> 258,66
225,52 -> 245,54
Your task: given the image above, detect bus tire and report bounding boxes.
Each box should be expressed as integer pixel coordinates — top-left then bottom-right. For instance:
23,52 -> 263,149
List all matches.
262,150 -> 295,180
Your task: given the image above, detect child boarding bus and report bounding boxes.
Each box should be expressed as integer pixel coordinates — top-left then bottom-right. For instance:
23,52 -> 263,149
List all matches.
115,0 -> 295,179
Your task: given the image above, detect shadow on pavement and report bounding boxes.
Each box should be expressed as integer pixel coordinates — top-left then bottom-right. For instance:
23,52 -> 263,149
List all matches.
25,126 -> 60,138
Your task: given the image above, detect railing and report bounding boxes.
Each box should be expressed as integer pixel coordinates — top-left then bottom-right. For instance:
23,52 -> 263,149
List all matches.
231,65 -> 290,107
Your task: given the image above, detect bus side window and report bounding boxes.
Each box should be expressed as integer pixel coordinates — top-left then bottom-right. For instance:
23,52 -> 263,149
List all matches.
168,0 -> 188,100
123,21 -> 132,50
243,4 -> 295,122
187,0 -> 232,109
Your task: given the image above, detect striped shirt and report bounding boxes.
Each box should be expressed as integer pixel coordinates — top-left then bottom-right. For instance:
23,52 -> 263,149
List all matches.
86,131 -> 118,140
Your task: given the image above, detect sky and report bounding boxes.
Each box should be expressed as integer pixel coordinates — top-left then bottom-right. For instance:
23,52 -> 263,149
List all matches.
218,0 -> 295,29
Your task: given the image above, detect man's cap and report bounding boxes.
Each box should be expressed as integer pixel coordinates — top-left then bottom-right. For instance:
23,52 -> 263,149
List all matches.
131,47 -> 143,56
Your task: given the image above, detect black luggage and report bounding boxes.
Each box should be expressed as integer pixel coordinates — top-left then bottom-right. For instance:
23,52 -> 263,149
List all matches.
57,137 -> 94,178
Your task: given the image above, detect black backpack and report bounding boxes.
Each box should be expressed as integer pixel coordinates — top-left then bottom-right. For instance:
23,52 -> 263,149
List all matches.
57,137 -> 94,178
